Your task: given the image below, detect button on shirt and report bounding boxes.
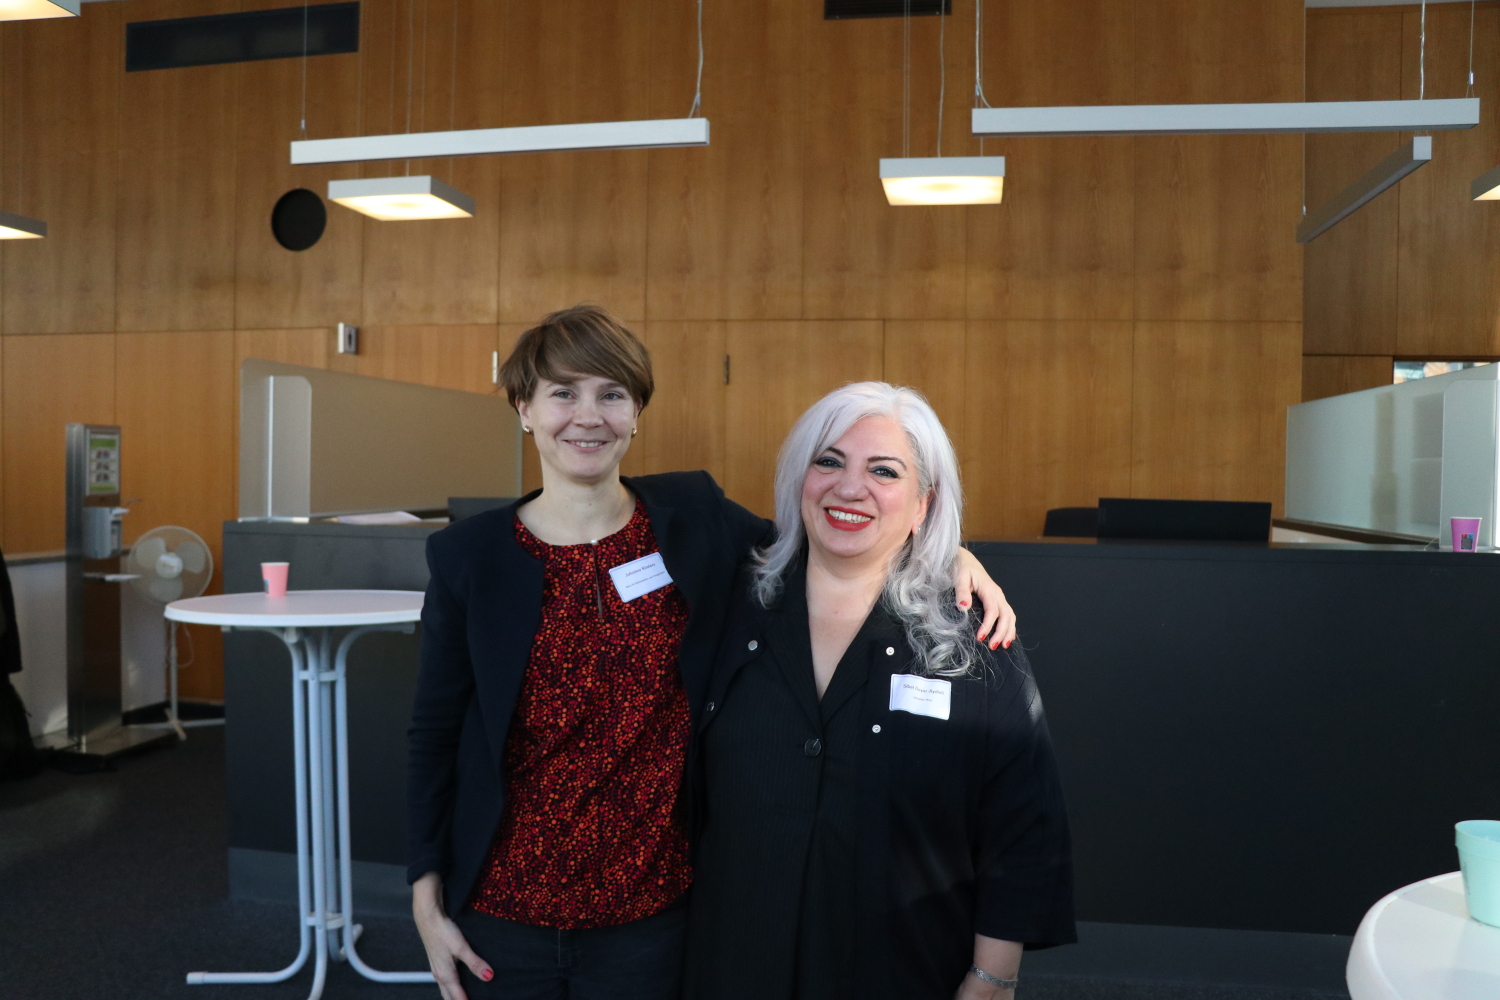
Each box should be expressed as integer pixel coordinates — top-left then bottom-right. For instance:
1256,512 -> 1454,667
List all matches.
696,566 -> 886,1000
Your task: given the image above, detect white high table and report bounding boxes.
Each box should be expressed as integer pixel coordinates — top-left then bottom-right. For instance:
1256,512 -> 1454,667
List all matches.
165,590 -> 434,1000
1347,872 -> 1500,999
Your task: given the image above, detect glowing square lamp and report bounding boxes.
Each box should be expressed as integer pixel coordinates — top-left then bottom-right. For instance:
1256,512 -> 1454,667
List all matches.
880,157 -> 1005,206
326,176 -> 475,222
0,210 -> 46,240
0,0 -> 78,20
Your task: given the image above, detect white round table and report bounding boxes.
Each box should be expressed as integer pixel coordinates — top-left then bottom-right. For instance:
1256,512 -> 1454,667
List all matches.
166,591 -> 433,1000
1348,871 -> 1500,999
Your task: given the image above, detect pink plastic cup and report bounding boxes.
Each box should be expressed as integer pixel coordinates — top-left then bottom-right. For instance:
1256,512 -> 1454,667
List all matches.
261,562 -> 290,597
1451,517 -> 1481,553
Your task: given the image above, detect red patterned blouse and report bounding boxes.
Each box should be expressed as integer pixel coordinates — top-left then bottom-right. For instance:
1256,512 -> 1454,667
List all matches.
469,501 -> 693,929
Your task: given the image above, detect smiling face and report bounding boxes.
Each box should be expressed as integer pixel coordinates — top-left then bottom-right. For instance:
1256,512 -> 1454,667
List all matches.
516,374 -> 639,486
800,415 -> 929,572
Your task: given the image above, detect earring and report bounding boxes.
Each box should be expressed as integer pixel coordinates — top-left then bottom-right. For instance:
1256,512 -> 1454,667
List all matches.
522,426 -> 533,435
912,524 -> 921,535
631,427 -> 638,437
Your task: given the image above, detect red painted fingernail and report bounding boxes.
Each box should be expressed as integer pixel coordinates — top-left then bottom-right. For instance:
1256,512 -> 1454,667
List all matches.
959,601 -> 969,608
482,969 -> 494,981
990,640 -> 1000,650
1003,640 -> 1011,649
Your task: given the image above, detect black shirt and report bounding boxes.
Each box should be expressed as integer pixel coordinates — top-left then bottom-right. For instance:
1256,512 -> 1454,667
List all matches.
686,566 -> 1076,1000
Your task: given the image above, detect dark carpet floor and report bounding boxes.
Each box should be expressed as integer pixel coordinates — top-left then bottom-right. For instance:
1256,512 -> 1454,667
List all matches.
0,731 -> 1345,1000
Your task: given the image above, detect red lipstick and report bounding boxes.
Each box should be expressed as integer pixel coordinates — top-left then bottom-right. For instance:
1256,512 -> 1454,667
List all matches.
824,506 -> 873,532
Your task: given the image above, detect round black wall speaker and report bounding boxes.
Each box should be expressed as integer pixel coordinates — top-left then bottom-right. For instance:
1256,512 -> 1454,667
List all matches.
270,188 -> 327,251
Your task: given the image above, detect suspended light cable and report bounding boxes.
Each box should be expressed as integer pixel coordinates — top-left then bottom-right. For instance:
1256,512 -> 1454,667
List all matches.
936,0 -> 945,157
974,0 -> 991,109
688,0 -> 704,118
1420,0 -> 1427,101
902,0 -> 911,158
299,0 -> 309,136
1468,0 -> 1476,96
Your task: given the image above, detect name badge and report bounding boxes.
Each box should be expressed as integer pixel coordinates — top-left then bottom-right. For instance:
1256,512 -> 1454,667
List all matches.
608,551 -> 674,602
889,673 -> 951,721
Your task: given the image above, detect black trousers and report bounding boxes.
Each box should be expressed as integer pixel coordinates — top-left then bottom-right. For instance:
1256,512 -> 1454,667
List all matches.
455,901 -> 687,1000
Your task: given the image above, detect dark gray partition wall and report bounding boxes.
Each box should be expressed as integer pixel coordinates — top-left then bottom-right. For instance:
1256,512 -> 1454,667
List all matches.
221,519 -> 439,915
219,524 -> 1500,976
967,539 -> 1500,938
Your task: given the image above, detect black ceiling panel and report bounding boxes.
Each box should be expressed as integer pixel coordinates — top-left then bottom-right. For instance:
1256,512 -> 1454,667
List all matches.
825,0 -> 950,18
126,2 -> 359,73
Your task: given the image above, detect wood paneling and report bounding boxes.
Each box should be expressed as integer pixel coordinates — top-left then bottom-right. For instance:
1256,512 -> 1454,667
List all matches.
328,324 -> 499,394
2,4 -> 119,336
1302,355 -> 1392,403
115,0 -> 241,332
1133,0 -> 1303,323
635,322 -> 727,482
884,320 -> 965,459
1,335 -> 115,553
1131,322 -> 1302,514
234,44 -> 364,330
360,0 -> 503,326
644,0 -> 804,321
723,321 -> 884,517
1396,4 -> 1500,356
963,321 -> 1133,539
234,328 -> 331,372
116,331 -> 236,701
497,0 -> 651,323
1303,9 -> 1403,356
967,0 -> 1134,321
801,5 -> 967,319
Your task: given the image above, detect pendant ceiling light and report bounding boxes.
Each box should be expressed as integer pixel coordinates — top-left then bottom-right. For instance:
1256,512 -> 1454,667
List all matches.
1471,163 -> 1500,200
880,0 -> 1005,206
1297,137 -> 1430,243
327,176 -> 474,222
881,157 -> 1004,205
0,210 -> 46,239
0,0 -> 78,20
971,98 -> 1478,138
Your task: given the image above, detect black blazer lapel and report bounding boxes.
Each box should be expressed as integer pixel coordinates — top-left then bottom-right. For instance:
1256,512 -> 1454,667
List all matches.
465,493 -> 545,776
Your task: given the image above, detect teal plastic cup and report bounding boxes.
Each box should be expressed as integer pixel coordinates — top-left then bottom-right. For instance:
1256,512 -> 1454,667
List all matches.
1456,820 -> 1500,926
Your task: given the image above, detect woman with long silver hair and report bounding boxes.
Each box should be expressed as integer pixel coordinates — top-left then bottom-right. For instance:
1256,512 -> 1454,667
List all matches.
686,382 -> 1075,1000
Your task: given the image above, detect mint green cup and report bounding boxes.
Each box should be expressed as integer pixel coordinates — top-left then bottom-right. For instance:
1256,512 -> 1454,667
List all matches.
1456,820 -> 1500,926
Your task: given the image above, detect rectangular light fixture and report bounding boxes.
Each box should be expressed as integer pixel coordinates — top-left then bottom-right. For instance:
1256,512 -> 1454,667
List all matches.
1296,137 -> 1430,244
327,176 -> 475,221
293,118 -> 711,166
880,157 -> 1005,205
0,0 -> 78,20
1471,163 -> 1500,201
0,210 -> 46,239
972,98 -> 1479,138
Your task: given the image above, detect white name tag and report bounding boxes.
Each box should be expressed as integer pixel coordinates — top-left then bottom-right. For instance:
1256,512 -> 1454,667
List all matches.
608,551 -> 674,603
889,673 -> 952,721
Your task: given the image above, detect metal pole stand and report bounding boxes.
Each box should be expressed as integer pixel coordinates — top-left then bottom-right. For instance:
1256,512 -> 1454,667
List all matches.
186,624 -> 435,1000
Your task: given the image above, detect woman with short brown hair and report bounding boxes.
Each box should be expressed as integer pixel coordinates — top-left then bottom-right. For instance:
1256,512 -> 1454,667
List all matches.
408,305 -> 1016,1000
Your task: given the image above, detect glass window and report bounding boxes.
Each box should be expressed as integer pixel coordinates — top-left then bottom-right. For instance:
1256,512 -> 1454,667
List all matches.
1393,360 -> 1493,384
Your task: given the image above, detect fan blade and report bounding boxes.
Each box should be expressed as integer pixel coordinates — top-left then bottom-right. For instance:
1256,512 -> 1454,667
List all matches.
133,535 -> 168,572
149,576 -> 184,604
177,541 -> 208,575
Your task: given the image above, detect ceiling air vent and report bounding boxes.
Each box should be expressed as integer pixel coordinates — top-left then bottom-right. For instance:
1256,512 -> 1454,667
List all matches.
126,2 -> 359,73
825,0 -> 950,18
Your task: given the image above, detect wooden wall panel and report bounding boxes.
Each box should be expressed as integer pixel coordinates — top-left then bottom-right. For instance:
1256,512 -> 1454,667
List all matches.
963,321 -> 1133,539
644,0 -> 804,321
1396,4 -> 1500,356
1133,0 -> 1303,323
234,44 -> 364,330
359,0 -> 503,326
1302,9 -> 1403,356
967,0 -> 1135,321
115,0 -> 241,332
884,320 -> 966,459
328,324 -> 499,394
1,335 -> 115,553
116,331 -> 235,701
1302,355 -> 1392,403
234,329 -> 331,372
723,321 -> 884,517
801,4 -> 967,319
2,4 -> 119,336
497,0 -> 651,323
633,322 -> 727,482
1131,322 -> 1302,514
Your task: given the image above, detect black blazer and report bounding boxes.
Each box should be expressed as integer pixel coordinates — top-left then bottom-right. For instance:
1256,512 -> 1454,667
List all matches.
407,471 -> 771,916
688,570 -> 1075,1000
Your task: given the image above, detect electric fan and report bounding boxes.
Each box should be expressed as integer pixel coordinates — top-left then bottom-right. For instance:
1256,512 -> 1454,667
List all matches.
127,526 -> 215,740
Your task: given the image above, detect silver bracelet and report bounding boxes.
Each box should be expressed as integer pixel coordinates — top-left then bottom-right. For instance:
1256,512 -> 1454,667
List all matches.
970,965 -> 1019,990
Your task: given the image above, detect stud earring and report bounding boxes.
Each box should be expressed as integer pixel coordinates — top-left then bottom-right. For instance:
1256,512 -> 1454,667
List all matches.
631,427 -> 638,437
522,426 -> 533,435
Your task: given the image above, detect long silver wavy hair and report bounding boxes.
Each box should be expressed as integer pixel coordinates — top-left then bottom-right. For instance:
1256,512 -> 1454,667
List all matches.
751,381 -> 979,679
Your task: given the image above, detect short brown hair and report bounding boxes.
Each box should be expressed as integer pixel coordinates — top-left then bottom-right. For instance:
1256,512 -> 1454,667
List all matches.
499,304 -> 654,410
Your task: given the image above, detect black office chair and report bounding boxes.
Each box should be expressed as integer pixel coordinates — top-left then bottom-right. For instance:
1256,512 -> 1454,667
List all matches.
1043,507 -> 1099,538
0,546 -> 41,780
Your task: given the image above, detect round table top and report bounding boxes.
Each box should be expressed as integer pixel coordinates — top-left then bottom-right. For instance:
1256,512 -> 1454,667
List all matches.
164,590 -> 425,627
1347,871 -> 1500,1000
